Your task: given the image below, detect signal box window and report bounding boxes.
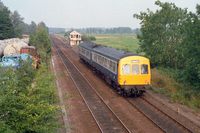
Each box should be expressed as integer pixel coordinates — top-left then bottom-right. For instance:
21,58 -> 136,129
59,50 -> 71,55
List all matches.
123,64 -> 130,75
141,64 -> 148,74
132,65 -> 139,75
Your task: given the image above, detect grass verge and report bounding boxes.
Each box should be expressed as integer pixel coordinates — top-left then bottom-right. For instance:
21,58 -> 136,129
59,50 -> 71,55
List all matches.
151,68 -> 200,112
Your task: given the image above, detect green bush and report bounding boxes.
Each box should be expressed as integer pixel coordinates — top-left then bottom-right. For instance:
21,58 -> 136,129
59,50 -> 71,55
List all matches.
81,34 -> 96,42
0,62 -> 61,132
151,68 -> 200,112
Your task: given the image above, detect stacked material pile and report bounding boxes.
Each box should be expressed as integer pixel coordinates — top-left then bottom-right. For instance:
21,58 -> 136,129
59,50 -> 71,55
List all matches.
0,38 -> 29,57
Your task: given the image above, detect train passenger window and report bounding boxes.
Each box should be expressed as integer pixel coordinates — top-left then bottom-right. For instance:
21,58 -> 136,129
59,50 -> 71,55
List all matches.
113,62 -> 116,73
97,55 -> 100,63
103,57 -> 106,67
132,65 -> 139,75
99,56 -> 101,63
123,64 -> 130,75
86,51 -> 90,59
93,54 -> 97,62
109,60 -> 112,70
105,58 -> 108,68
141,64 -> 148,74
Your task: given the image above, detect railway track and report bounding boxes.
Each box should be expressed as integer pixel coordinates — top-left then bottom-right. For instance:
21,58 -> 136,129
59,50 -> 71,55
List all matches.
51,34 -> 198,133
51,35 -> 131,133
52,35 -> 79,58
127,97 -> 193,133
144,92 -> 200,132
56,39 -> 194,132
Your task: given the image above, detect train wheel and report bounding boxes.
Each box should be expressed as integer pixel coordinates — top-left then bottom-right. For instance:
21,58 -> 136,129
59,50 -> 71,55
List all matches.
123,92 -> 127,97
122,91 -> 128,97
134,91 -> 138,98
127,92 -> 131,97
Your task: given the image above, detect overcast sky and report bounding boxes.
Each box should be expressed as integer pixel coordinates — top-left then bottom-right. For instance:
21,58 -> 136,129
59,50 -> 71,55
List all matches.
1,0 -> 199,29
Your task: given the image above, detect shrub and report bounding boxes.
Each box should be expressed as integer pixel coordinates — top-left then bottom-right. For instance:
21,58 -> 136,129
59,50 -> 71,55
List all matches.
151,68 -> 200,112
81,34 -> 96,42
0,62 -> 61,132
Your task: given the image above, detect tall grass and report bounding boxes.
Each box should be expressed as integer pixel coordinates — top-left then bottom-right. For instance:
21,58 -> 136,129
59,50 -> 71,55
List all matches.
151,68 -> 200,112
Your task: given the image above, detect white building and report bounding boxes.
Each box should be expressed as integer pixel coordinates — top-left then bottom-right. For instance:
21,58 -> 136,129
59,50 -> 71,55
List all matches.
69,30 -> 81,46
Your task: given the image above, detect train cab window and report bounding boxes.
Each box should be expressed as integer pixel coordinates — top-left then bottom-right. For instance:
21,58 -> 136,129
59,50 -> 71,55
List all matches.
123,64 -> 130,75
141,64 -> 148,74
132,65 -> 139,75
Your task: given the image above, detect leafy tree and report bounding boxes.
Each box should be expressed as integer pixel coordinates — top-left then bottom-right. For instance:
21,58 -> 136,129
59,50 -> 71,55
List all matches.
133,0 -> 188,68
0,8 -> 15,39
29,21 -> 37,34
134,1 -> 200,89
197,4 -> 200,17
10,10 -> 24,28
180,5 -> 200,87
30,26 -> 52,61
10,10 -> 24,38
39,21 -> 48,32
0,0 -> 5,11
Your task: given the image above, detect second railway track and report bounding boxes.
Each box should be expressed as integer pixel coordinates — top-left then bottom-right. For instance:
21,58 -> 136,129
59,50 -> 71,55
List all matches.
127,96 -> 194,133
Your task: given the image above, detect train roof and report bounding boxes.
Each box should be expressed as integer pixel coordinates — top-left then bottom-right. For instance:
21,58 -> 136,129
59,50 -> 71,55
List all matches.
79,42 -> 143,61
93,45 -> 142,60
79,42 -> 98,50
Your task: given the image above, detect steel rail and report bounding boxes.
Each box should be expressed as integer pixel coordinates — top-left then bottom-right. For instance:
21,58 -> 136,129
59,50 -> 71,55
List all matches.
60,44 -> 79,58
126,98 -> 166,133
140,97 -> 193,133
52,37 -> 103,133
53,36 -> 131,133
59,43 -> 131,133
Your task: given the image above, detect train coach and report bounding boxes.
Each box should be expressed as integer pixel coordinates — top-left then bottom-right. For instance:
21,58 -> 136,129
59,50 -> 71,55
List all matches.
79,42 -> 151,97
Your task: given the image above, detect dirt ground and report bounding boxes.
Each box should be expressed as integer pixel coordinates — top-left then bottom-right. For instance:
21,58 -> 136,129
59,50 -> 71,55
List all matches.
51,45 -> 100,133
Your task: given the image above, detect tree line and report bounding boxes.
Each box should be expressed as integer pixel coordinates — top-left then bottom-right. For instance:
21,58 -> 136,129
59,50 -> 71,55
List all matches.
73,27 -> 141,34
134,0 -> 200,90
49,27 -> 141,34
0,0 -> 48,39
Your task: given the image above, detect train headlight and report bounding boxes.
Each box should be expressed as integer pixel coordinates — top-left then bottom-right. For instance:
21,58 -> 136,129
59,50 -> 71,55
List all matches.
145,80 -> 148,83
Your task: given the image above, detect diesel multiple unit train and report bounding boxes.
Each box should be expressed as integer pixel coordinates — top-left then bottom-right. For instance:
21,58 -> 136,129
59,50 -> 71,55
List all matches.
79,42 -> 151,97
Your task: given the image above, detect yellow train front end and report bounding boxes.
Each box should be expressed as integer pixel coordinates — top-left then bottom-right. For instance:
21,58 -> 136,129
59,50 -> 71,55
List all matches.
118,56 -> 151,96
